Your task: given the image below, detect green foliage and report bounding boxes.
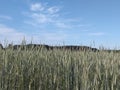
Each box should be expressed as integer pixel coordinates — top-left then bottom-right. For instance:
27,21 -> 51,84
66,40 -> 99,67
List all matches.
0,46 -> 120,90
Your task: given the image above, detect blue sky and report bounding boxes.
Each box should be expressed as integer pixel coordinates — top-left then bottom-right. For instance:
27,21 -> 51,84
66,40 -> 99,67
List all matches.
0,0 -> 120,48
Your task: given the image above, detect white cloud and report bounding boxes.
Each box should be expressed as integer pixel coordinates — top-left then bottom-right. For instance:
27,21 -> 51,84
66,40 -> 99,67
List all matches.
24,2 -> 80,29
0,24 -> 68,45
26,3 -> 60,25
30,3 -> 44,11
31,13 -> 51,23
0,15 -> 12,20
20,2 -> 94,45
0,24 -> 30,43
47,6 -> 60,14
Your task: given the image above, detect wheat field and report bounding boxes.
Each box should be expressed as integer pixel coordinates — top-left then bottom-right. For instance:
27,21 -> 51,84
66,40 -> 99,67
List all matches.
0,45 -> 120,90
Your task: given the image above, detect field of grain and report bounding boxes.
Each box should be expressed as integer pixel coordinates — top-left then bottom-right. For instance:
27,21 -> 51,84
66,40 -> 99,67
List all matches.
0,46 -> 120,90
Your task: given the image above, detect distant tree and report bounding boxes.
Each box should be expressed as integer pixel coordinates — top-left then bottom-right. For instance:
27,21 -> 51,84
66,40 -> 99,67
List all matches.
0,44 -> 3,49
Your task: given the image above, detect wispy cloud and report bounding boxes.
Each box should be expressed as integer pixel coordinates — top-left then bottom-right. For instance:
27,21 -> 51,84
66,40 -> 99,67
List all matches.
0,15 -> 12,20
0,24 -> 29,43
0,24 -> 68,44
47,6 -> 60,14
24,2 -> 83,29
30,3 -> 44,11
21,1 -> 93,44
31,13 -> 52,23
